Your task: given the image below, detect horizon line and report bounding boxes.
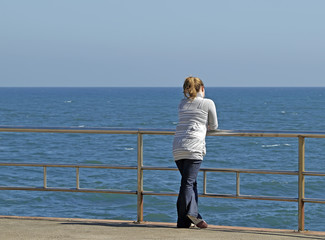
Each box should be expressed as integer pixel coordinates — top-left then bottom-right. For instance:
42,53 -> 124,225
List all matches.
1,86 -> 325,88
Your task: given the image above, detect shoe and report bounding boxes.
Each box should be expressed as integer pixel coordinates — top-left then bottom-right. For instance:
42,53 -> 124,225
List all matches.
196,220 -> 208,229
187,215 -> 208,229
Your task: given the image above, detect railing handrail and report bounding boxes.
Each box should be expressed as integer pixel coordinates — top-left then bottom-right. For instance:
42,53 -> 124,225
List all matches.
2,125 -> 325,138
0,162 -> 304,175
1,125 -> 325,232
0,162 -> 138,169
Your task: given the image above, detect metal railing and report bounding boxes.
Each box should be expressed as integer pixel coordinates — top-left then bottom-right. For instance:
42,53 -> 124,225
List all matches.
1,126 -> 325,232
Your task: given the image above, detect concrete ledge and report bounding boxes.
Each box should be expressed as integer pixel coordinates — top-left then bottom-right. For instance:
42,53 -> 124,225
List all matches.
0,215 -> 324,240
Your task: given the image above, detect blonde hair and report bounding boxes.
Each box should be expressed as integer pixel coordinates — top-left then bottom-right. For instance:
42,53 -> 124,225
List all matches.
183,76 -> 204,100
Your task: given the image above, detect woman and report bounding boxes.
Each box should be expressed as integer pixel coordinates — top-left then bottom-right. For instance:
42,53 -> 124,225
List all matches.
173,76 -> 218,228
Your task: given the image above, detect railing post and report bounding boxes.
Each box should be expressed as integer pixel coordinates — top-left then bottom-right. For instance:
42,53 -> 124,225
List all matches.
298,136 -> 305,231
203,171 -> 207,194
236,172 -> 240,196
76,167 -> 80,189
137,132 -> 144,223
43,166 -> 47,188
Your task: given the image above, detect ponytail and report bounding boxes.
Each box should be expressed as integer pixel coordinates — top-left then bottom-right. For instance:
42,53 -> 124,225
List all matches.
183,77 -> 204,100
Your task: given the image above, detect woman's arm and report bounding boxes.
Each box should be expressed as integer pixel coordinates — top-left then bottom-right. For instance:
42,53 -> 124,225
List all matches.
207,100 -> 218,130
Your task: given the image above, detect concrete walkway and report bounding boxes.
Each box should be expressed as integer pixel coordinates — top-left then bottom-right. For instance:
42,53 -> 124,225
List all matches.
1,216 -> 325,240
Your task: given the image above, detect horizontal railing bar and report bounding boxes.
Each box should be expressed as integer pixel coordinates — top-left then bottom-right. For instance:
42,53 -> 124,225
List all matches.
0,186 -> 137,194
208,129 -> 325,138
4,186 -> 320,203
142,166 -> 179,171
0,162 -> 137,170
142,191 -> 298,202
142,191 -> 178,196
2,125 -> 325,138
200,167 -> 298,175
1,163 -> 303,176
304,171 -> 325,177
142,165 -> 299,175
304,198 -> 325,204
0,126 -> 139,134
0,126 -> 174,135
137,129 -> 175,135
203,193 -> 298,202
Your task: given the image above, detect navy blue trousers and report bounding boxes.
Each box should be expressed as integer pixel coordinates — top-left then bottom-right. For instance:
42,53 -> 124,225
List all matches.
176,159 -> 202,228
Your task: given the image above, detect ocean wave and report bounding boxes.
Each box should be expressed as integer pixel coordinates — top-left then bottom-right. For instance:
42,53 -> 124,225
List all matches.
124,148 -> 134,151
262,143 -> 292,148
262,144 -> 280,148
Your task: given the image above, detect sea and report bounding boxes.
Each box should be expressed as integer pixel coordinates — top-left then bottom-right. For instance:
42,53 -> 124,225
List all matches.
0,87 -> 325,231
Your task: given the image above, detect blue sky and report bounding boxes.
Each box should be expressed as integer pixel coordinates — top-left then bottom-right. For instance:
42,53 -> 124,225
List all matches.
1,0 -> 324,87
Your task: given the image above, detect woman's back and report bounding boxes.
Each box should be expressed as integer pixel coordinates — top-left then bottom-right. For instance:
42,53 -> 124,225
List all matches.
173,92 -> 218,161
